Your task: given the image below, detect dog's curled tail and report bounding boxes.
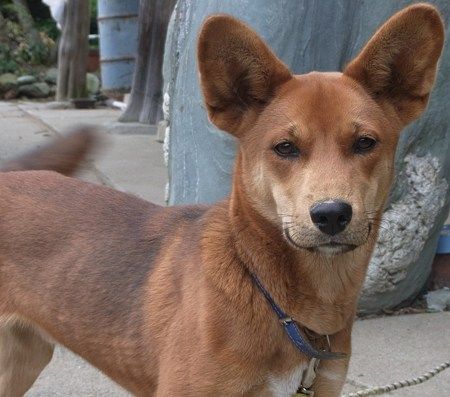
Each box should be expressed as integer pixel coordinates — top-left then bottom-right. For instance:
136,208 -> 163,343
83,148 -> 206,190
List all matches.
0,126 -> 99,176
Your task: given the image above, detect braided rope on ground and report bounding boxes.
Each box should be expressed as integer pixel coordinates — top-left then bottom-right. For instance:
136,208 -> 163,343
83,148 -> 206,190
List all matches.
342,361 -> 450,397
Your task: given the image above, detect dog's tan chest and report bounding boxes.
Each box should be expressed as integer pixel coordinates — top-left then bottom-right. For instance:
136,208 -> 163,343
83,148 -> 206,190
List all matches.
267,364 -> 306,397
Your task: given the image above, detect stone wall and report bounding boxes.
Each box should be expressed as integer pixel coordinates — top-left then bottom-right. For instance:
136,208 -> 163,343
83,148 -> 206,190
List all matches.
163,0 -> 450,313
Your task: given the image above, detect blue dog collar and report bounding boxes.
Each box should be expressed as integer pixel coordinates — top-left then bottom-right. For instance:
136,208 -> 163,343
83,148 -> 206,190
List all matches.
250,273 -> 346,360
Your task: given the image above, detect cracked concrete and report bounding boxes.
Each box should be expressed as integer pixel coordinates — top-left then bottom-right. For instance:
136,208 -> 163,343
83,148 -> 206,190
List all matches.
343,313 -> 450,396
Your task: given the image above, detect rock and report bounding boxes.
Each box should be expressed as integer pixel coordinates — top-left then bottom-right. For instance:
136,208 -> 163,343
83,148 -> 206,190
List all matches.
426,288 -> 450,312
0,73 -> 18,93
164,0 -> 450,313
17,75 -> 37,85
18,82 -> 51,98
86,73 -> 100,95
44,68 -> 58,85
359,154 -> 448,312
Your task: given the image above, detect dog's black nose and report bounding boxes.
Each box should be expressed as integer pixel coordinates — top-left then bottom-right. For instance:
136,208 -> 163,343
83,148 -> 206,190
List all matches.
310,200 -> 353,236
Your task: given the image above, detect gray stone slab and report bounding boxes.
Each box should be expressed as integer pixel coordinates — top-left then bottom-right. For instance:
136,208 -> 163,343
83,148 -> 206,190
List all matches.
94,133 -> 167,205
0,102 -> 25,117
19,104 -> 122,134
346,313 -> 450,396
27,347 -> 129,396
0,108 -> 56,163
105,121 -> 157,135
342,382 -> 366,396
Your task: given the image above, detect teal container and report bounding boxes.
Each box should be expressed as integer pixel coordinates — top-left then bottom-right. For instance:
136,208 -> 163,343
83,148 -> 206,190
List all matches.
437,225 -> 450,254
97,0 -> 139,97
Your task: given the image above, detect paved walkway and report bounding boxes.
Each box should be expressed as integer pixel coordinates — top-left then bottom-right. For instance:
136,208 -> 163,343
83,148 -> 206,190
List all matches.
0,101 -> 448,396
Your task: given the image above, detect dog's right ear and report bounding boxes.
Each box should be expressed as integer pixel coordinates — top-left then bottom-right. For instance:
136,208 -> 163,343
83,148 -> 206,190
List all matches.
197,15 -> 292,137
344,4 -> 444,126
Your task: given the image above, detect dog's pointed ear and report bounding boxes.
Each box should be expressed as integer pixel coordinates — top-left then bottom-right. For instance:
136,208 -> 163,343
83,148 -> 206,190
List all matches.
344,4 -> 444,126
197,15 -> 292,136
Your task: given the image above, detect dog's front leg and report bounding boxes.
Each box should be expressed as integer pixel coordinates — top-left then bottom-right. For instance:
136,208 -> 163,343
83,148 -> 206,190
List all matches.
310,324 -> 352,397
0,321 -> 54,397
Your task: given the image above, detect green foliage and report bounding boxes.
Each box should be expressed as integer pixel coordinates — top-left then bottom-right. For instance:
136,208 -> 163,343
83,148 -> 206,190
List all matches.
0,2 -> 18,21
35,18 -> 59,40
90,0 -> 98,35
30,0 -> 59,41
0,43 -> 20,74
90,0 -> 97,19
0,12 -> 56,75
28,0 -> 59,40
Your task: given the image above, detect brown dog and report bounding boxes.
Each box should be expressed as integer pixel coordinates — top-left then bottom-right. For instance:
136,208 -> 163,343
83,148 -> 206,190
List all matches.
0,4 -> 444,396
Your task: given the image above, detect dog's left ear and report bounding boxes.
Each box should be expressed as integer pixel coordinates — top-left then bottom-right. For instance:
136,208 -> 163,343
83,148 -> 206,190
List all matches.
344,4 -> 444,126
198,15 -> 292,136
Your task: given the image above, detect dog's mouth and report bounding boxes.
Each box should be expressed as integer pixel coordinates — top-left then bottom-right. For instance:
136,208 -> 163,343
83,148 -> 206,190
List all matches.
308,242 -> 358,255
284,228 -> 359,255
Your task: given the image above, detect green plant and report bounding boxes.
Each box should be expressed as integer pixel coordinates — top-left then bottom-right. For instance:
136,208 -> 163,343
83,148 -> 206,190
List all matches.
89,0 -> 98,35
35,16 -> 59,41
90,0 -> 97,18
0,43 -> 20,74
0,15 -> 56,74
16,41 -> 49,64
0,2 -> 17,20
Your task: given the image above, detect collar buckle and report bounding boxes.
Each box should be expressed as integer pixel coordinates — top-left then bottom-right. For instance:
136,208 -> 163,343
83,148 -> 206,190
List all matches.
279,316 -> 293,326
296,387 -> 315,396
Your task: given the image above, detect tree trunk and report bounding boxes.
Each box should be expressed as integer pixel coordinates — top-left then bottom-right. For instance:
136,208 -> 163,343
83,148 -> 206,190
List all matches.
56,0 -> 90,101
119,0 -> 176,124
12,0 -> 42,48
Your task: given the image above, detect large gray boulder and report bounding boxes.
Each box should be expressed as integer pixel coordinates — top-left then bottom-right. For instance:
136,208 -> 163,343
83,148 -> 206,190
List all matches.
164,0 -> 450,313
17,75 -> 37,86
86,73 -> 101,96
18,82 -> 51,98
44,68 -> 58,85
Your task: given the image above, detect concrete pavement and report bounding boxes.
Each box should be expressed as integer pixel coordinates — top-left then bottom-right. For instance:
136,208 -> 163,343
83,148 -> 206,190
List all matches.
344,312 -> 450,396
0,101 -> 448,396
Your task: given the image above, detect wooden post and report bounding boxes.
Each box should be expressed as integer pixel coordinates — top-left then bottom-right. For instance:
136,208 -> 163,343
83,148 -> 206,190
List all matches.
119,0 -> 176,124
56,0 -> 90,101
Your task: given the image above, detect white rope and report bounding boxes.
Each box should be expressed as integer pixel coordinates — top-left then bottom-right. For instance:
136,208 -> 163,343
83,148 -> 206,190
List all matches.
342,360 -> 450,397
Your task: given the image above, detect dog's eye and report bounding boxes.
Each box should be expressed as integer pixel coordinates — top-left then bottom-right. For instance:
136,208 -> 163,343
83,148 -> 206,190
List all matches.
354,137 -> 377,153
273,141 -> 300,158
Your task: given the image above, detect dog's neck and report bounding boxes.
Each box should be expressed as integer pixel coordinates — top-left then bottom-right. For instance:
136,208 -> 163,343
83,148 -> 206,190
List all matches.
213,162 -> 376,334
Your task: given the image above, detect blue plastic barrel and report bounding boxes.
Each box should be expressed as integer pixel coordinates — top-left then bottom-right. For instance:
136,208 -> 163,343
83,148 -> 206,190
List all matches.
97,0 -> 139,97
437,225 -> 450,254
